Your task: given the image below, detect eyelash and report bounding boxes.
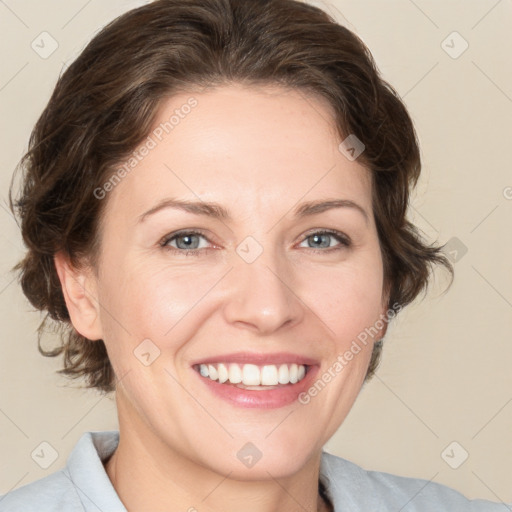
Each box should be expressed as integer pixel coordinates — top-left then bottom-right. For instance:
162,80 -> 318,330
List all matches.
159,229 -> 351,256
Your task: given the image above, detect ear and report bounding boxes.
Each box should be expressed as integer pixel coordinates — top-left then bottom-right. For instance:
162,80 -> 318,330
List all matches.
378,311 -> 389,340
54,251 -> 103,341
377,288 -> 393,341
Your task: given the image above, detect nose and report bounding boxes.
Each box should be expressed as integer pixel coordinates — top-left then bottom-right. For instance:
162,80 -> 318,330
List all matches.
222,248 -> 305,335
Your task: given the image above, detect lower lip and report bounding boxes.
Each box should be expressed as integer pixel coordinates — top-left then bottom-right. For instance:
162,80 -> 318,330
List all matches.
194,366 -> 320,409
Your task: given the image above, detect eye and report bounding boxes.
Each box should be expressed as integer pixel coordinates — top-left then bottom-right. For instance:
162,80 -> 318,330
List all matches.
298,230 -> 351,252
160,230 -> 212,256
159,228 -> 351,256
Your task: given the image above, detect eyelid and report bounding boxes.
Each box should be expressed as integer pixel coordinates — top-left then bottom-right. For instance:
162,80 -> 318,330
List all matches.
160,227 -> 351,255
159,229 -> 214,249
299,227 -> 351,243
296,228 -> 351,250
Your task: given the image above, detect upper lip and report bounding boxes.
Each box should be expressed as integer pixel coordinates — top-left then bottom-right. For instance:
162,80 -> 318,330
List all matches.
190,352 -> 319,367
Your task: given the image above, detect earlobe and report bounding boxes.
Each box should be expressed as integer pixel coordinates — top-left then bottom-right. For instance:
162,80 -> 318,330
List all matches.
378,292 -> 392,341
379,311 -> 389,341
53,251 -> 103,341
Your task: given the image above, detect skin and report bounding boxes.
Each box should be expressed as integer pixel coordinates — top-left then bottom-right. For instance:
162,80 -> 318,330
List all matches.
55,83 -> 389,512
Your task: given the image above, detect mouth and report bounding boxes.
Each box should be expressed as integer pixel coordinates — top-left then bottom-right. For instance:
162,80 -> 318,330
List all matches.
190,355 -> 320,409
193,362 -> 310,390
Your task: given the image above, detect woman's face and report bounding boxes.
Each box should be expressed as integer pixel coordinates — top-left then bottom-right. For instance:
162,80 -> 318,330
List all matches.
78,84 -> 388,478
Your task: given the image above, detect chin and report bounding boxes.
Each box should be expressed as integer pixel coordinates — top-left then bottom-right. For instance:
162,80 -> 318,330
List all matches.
194,433 -> 321,481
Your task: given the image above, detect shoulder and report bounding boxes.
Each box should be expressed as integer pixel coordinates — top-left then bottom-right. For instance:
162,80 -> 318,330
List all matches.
0,430 -> 121,512
320,451 -> 507,511
0,468 -> 82,512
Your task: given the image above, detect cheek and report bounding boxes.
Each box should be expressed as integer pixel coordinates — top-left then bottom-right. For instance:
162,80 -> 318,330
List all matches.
97,258 -> 225,356
300,248 -> 384,345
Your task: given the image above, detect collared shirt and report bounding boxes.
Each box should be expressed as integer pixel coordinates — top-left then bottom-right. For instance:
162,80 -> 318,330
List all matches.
0,430 -> 507,511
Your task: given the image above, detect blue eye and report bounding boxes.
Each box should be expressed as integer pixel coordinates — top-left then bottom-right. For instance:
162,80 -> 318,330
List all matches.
160,229 -> 351,256
299,230 -> 351,252
161,231 -> 210,256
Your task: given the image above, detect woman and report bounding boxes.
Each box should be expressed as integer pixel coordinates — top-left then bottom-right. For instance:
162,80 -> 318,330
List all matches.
1,0 -> 507,510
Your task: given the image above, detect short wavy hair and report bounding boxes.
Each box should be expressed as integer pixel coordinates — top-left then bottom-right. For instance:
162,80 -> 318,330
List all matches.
10,0 -> 453,394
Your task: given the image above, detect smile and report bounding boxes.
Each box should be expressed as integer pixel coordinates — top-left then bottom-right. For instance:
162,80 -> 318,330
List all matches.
190,352 -> 319,408
195,362 -> 308,388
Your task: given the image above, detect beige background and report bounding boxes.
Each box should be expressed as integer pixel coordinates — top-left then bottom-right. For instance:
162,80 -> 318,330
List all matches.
1,0 -> 511,504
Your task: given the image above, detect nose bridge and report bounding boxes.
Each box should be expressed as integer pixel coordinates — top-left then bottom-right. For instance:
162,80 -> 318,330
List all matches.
222,237 -> 304,334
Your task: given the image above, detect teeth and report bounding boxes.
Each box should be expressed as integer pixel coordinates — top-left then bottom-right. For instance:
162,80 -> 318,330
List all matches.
278,364 -> 289,384
242,364 -> 260,385
228,363 -> 242,384
207,364 -> 218,380
197,363 -> 308,386
217,363 -> 229,384
261,365 -> 278,386
289,363 -> 298,384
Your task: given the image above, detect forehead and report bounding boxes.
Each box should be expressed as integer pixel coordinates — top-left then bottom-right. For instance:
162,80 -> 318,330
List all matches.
102,83 -> 372,221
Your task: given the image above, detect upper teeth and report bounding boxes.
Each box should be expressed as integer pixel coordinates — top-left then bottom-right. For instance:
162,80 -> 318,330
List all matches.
198,363 -> 307,386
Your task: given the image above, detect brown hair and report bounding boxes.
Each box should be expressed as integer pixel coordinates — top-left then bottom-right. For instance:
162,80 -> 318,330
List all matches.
10,0 -> 453,394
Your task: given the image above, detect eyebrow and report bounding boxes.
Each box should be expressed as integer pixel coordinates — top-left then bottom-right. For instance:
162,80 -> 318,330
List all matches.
138,197 -> 369,225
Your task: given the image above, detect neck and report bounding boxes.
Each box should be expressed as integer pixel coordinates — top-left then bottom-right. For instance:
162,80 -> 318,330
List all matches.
104,396 -> 331,512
